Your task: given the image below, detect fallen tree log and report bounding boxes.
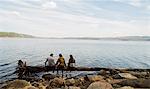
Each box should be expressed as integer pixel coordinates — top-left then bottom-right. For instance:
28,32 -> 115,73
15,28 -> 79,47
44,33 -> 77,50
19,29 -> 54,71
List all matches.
15,66 -> 150,79
25,66 -> 108,73
19,66 -> 150,73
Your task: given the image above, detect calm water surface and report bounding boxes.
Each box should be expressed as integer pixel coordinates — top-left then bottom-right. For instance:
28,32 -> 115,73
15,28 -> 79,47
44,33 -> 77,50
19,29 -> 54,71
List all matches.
0,38 -> 150,81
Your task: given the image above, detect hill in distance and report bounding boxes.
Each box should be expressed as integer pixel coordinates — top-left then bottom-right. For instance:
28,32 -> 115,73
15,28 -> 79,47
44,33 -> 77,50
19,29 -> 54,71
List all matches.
0,32 -> 150,41
0,32 -> 35,38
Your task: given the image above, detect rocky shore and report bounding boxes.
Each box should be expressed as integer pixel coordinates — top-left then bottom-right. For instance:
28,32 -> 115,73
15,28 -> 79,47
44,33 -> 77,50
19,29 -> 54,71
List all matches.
1,69 -> 150,89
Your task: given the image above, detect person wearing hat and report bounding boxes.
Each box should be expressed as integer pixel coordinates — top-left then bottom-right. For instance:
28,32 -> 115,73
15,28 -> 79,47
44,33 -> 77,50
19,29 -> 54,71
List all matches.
45,53 -> 55,73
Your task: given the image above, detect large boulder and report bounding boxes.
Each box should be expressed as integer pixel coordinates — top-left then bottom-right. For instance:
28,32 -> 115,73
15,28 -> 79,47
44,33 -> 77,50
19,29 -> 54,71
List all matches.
65,78 -> 75,86
38,85 -> 46,89
42,73 -> 57,81
31,82 -> 46,89
106,79 -> 125,84
24,86 -> 38,89
109,69 -> 119,75
31,82 -> 40,87
87,81 -> 113,89
49,86 -> 80,89
74,77 -> 91,89
67,86 -> 81,89
116,86 -> 134,89
118,79 -> 150,88
129,71 -> 149,78
77,77 -> 85,84
2,79 -> 31,89
86,75 -> 104,82
112,74 -> 122,79
48,77 -> 65,88
118,73 -> 137,79
74,78 -> 85,87
99,69 -> 107,76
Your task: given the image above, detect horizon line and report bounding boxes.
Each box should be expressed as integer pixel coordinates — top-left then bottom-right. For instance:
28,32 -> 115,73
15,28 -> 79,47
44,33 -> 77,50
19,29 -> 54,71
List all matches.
0,31 -> 150,38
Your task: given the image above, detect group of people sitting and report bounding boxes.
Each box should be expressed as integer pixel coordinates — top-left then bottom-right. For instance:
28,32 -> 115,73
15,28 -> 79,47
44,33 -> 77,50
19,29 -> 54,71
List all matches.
45,53 -> 76,74
17,53 -> 76,78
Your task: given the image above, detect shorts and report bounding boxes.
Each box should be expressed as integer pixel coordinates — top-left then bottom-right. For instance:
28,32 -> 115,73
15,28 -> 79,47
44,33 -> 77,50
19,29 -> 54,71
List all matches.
57,65 -> 65,70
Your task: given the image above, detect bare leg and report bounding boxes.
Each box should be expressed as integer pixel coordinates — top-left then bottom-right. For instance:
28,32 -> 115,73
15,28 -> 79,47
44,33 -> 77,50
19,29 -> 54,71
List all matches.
52,66 -> 55,73
57,68 -> 59,74
62,69 -> 63,77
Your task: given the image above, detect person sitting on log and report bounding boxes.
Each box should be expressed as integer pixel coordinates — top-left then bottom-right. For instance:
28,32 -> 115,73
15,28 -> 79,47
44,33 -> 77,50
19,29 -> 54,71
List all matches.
68,55 -> 76,72
55,54 -> 66,77
45,53 -> 55,73
17,60 -> 26,78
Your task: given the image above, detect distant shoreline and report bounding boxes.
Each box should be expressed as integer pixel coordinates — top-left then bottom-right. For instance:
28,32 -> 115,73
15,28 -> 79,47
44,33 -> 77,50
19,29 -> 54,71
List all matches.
0,37 -> 150,41
0,32 -> 150,41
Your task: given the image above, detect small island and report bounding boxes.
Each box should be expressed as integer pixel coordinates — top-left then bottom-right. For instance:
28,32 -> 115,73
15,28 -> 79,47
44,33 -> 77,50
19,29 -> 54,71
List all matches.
0,32 -> 35,38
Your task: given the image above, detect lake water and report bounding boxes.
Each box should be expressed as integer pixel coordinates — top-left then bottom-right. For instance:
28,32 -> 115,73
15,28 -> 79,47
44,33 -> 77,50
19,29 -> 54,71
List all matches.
0,38 -> 150,81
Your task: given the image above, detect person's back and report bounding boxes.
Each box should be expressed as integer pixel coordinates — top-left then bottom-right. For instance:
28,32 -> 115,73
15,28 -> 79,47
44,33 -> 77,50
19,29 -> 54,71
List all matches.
45,54 -> 55,67
18,60 -> 24,68
56,54 -> 66,76
45,54 -> 55,73
68,55 -> 75,68
57,56 -> 65,66
47,56 -> 55,66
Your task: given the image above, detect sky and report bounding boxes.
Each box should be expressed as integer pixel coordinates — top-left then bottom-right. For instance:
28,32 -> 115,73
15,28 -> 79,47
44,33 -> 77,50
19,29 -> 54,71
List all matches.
0,0 -> 149,37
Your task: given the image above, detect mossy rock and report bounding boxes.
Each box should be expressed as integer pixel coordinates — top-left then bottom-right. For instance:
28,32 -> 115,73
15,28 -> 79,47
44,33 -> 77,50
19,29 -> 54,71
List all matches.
3,79 -> 31,89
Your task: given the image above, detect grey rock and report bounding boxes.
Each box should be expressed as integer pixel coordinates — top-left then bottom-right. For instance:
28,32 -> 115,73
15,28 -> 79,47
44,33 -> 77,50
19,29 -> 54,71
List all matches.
42,73 -> 58,81
118,73 -> 137,79
118,79 -> 150,88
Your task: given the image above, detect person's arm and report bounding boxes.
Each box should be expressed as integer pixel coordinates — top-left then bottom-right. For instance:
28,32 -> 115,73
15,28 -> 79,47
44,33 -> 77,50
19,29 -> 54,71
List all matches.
24,61 -> 26,66
68,59 -> 70,67
74,59 -> 77,66
64,59 -> 66,67
55,59 -> 59,66
45,59 -> 48,66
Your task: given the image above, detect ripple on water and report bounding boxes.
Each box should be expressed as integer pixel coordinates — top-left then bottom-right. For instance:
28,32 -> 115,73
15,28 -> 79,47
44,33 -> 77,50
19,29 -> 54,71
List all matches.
0,39 -> 150,82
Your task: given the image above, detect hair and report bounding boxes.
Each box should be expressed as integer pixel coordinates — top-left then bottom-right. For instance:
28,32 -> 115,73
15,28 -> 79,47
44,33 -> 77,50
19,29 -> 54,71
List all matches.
18,60 -> 23,65
70,55 -> 73,59
59,54 -> 62,57
50,53 -> 53,57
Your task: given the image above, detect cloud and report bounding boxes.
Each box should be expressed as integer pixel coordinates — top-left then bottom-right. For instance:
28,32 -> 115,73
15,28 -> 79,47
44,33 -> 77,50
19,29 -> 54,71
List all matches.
42,1 -> 57,9
128,0 -> 141,7
0,7 -> 148,37
0,0 -> 149,37
11,11 -> 21,16
63,0 -> 81,3
146,5 -> 150,10
113,0 -> 142,7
